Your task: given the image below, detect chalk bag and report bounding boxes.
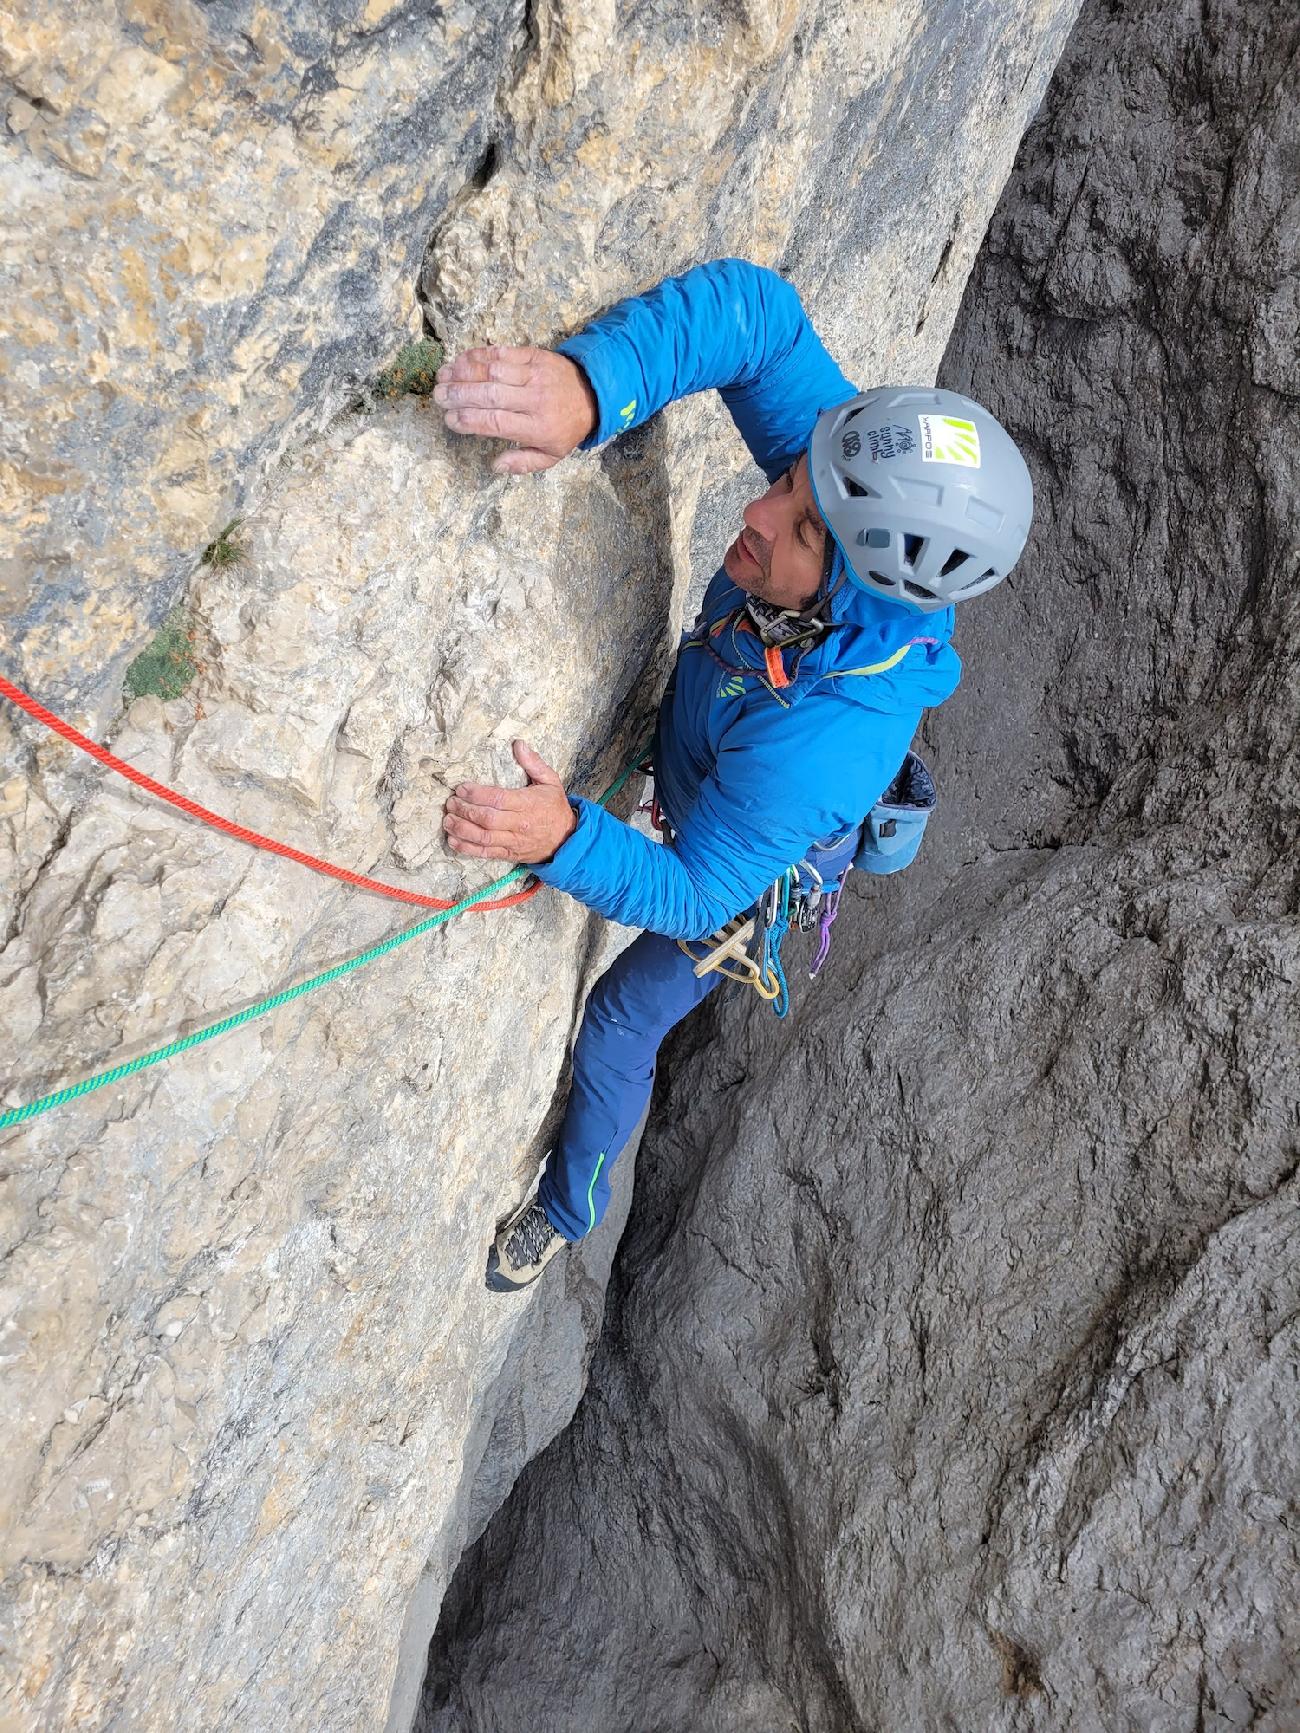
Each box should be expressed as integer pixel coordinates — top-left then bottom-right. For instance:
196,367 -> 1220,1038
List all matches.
853,751 -> 937,877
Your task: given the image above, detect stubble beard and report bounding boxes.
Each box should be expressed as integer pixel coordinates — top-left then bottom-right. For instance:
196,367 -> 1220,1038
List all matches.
727,528 -> 772,598
726,531 -> 819,612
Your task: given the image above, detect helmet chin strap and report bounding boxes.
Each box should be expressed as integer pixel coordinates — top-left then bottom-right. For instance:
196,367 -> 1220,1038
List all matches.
791,533 -> 850,626
744,529 -> 848,645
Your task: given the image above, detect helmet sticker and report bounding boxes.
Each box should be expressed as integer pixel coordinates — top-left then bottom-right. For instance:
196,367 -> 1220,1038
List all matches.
869,423 -> 915,462
842,423 -> 916,463
917,414 -> 981,467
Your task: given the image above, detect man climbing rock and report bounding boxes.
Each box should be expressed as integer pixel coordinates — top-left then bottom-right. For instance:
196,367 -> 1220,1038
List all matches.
434,259 -> 1032,1290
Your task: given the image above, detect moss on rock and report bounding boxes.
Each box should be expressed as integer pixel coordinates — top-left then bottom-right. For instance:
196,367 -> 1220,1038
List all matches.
123,610 -> 197,701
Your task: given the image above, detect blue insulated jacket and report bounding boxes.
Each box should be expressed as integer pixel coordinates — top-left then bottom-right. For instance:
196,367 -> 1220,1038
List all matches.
531,258 -> 962,940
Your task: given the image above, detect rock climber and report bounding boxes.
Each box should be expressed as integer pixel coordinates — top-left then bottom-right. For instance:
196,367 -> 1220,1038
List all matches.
434,259 -> 1033,1290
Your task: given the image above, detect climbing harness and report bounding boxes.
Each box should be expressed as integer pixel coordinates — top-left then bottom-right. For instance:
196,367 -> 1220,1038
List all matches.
679,913 -> 782,1000
669,590 -> 941,1015
676,861 -> 813,1020
674,750 -> 938,1021
0,669 -> 650,1129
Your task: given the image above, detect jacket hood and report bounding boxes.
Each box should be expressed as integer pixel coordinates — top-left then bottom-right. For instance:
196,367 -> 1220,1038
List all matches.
703,561 -> 960,711
813,553 -> 959,700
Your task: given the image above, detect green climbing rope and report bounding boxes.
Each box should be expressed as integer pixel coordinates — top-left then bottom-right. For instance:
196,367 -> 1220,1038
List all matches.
0,746 -> 649,1132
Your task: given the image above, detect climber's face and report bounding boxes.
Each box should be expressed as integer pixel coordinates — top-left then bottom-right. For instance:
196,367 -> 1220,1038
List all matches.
723,453 -> 829,610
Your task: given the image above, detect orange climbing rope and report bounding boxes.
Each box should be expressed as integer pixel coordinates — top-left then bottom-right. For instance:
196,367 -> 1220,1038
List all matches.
0,672 -> 540,913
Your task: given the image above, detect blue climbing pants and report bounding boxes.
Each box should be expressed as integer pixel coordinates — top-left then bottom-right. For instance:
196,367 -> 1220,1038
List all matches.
538,930 -> 722,1240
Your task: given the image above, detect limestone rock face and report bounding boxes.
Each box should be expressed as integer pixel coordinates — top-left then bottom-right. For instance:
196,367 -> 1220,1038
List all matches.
1,0 -> 510,711
422,2 -> 1300,1729
0,1 -> 1080,1728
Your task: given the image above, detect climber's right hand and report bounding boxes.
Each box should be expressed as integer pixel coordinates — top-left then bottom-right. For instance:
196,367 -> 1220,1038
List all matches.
433,347 -> 598,476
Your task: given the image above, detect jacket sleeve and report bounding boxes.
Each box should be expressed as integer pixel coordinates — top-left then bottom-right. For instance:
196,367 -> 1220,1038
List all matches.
531,694 -> 920,940
556,258 -> 858,480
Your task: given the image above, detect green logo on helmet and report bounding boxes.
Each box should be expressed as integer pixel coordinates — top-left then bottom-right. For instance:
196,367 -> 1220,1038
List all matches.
917,413 -> 981,468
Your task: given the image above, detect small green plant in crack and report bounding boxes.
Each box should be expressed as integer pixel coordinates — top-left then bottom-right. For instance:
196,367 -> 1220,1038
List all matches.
123,608 -> 198,702
201,517 -> 247,569
368,337 -> 445,405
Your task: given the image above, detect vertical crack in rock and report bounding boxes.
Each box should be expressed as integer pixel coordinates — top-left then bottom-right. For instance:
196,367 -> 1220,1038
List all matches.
418,1 -> 1300,1729
417,134 -> 504,345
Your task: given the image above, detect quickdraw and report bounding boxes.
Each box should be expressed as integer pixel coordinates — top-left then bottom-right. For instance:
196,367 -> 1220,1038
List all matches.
677,852 -> 851,1020
752,868 -> 794,1017
678,912 -> 785,1002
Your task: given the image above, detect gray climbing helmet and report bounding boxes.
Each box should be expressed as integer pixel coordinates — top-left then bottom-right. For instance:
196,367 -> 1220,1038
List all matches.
808,387 -> 1033,613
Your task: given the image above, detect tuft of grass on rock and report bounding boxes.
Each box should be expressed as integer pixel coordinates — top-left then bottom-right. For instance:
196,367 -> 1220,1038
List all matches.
368,337 -> 444,404
201,517 -> 247,569
124,609 -> 197,702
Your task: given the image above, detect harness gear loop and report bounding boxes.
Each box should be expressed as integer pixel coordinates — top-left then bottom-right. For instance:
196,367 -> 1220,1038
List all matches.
676,866 -> 798,1017
677,915 -> 783,1000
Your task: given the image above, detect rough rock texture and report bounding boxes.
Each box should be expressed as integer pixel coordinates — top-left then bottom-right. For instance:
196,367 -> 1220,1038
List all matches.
422,2 -> 1300,1729
1,0 -> 507,711
0,2 -> 1080,1728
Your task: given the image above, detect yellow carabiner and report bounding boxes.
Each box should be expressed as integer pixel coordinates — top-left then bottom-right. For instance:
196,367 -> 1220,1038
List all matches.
677,915 -> 782,1001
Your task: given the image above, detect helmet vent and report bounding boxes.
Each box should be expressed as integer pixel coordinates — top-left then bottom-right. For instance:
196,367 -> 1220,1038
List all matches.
956,571 -> 1005,599
903,533 -> 925,568
844,476 -> 870,499
940,547 -> 970,577
904,580 -> 936,602
868,570 -> 897,587
953,567 -> 998,597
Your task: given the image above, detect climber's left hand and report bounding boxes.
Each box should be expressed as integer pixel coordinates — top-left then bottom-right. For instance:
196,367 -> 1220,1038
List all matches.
442,740 -> 578,863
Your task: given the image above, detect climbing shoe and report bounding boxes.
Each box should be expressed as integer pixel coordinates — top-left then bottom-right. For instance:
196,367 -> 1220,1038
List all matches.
486,1195 -> 567,1292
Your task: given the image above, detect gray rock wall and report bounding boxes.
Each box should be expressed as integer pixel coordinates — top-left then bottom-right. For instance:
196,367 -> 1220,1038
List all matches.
0,1 -> 1079,1728
421,1 -> 1300,1729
